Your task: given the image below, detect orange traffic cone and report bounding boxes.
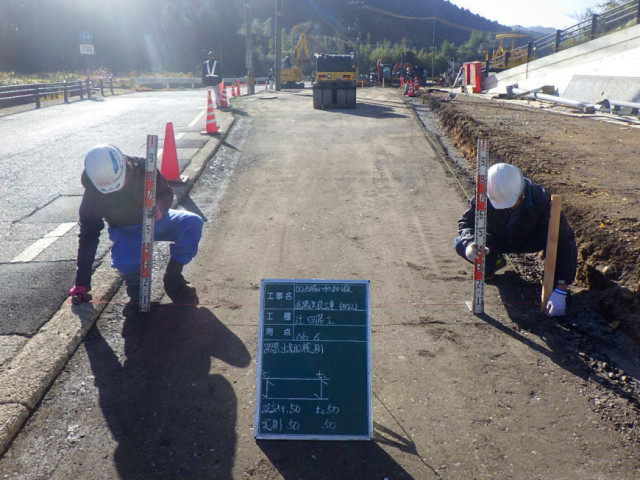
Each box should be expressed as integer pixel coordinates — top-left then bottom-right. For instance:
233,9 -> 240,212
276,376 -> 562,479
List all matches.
400,77 -> 405,95
236,81 -> 241,97
202,90 -> 221,135
219,80 -> 229,108
414,76 -> 419,94
408,78 -> 414,97
160,122 -> 186,185
230,83 -> 236,98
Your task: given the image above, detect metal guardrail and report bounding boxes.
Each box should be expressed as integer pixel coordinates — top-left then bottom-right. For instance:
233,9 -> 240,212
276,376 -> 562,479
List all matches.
132,76 -> 270,89
488,0 -> 640,71
0,77 -> 117,110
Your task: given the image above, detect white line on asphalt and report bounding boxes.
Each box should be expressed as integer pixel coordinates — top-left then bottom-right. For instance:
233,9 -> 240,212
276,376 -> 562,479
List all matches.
189,110 -> 206,128
11,222 -> 77,263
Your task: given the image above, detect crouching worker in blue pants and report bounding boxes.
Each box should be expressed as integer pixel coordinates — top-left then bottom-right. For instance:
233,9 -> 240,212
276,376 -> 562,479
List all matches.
453,163 -> 577,317
69,144 -> 203,313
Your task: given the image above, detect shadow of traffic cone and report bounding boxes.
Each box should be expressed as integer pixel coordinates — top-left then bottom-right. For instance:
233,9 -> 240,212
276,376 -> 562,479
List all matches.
161,122 -> 187,186
236,81 -> 241,97
219,80 -> 229,108
201,90 -> 221,135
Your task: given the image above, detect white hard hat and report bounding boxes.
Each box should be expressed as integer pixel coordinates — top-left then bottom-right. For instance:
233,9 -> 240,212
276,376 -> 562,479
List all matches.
84,144 -> 126,194
487,163 -> 524,209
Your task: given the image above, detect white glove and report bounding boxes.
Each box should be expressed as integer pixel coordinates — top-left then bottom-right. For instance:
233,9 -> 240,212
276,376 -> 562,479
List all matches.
545,288 -> 567,317
465,242 -> 489,262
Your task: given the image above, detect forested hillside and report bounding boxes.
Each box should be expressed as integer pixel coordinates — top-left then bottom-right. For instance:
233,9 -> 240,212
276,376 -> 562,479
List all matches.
0,0 -> 518,78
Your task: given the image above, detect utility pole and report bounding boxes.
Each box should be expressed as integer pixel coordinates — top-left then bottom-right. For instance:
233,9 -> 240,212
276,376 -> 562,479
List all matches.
349,1 -> 364,78
275,0 -> 282,92
244,1 -> 255,94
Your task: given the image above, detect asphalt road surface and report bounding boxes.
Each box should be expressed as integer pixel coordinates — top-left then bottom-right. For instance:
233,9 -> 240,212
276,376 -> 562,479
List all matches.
0,90 -> 209,337
0,88 -> 638,479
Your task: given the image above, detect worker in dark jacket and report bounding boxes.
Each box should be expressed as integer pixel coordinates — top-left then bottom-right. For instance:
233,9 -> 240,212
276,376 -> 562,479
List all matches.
453,163 -> 577,317
202,51 -> 222,107
69,144 -> 203,313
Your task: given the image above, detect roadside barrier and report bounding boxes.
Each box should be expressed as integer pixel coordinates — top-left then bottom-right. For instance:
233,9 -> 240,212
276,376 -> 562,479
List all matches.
0,77 -> 117,110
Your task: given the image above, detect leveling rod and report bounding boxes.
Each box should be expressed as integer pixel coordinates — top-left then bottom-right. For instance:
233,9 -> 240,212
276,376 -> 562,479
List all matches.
139,134 -> 158,312
470,138 -> 488,314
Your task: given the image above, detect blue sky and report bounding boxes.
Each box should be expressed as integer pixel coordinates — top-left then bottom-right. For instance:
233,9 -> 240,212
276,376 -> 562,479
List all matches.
447,0 -> 600,29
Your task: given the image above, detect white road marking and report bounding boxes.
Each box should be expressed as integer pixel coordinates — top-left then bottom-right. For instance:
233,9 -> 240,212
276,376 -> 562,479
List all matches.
188,110 -> 206,128
11,222 -> 77,263
12,114 -> 197,264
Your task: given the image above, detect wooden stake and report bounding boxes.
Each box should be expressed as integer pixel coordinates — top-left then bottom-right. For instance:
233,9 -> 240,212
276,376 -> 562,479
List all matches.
541,195 -> 562,312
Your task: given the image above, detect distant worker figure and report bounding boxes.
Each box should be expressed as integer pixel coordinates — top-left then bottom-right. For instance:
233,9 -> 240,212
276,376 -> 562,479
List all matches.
69,144 -> 203,314
453,163 -> 577,317
202,51 -> 222,107
268,68 -> 275,89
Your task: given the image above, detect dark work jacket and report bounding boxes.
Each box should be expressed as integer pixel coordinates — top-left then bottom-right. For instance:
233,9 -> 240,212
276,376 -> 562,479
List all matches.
202,60 -> 221,86
74,156 -> 173,287
458,179 -> 577,284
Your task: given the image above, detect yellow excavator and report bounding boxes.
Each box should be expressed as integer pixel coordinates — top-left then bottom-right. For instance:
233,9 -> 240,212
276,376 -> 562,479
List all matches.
281,33 -> 311,88
485,33 -> 534,71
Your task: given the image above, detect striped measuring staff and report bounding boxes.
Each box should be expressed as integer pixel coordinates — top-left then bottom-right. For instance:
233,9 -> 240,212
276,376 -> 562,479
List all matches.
471,138 -> 489,314
139,135 -> 158,312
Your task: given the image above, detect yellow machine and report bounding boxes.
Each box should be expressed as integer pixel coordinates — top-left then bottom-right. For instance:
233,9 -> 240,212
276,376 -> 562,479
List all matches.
485,33 -> 534,71
313,54 -> 356,109
281,33 -> 311,88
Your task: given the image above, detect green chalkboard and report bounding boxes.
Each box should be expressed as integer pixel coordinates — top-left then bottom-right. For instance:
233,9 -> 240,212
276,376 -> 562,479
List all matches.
255,279 -> 372,440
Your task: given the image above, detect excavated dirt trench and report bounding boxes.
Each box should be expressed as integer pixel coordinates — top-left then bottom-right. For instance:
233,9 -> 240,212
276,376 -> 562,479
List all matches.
420,90 -> 640,343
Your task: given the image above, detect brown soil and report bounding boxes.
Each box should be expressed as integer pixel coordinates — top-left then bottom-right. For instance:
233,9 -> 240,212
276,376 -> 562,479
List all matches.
421,90 -> 640,343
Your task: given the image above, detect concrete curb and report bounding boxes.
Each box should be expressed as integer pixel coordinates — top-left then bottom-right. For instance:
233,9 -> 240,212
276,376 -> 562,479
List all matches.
0,108 -> 237,456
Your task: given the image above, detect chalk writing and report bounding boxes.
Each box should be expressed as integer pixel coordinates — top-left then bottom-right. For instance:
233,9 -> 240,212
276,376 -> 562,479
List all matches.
256,279 -> 371,439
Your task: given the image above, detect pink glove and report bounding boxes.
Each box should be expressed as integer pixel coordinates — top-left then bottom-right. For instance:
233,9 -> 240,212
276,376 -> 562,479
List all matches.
69,285 -> 91,304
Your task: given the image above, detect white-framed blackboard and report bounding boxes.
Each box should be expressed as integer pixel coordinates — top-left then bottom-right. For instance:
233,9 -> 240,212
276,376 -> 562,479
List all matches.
254,279 -> 372,440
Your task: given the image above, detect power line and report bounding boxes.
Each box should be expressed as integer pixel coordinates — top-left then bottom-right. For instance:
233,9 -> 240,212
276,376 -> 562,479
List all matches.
361,3 -> 503,34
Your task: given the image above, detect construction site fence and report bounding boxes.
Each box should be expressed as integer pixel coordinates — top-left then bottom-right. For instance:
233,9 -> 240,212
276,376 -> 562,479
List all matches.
488,0 -> 640,72
0,77 -> 117,110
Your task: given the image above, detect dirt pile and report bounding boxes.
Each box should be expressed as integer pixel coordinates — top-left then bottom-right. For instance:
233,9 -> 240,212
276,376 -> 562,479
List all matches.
422,90 -> 640,342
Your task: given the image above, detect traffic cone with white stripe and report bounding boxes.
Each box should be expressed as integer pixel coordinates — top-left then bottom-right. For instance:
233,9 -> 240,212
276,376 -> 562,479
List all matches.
414,76 -> 419,94
236,81 -> 241,97
219,80 -> 229,108
230,82 -> 236,98
400,77 -> 405,95
161,121 -> 186,185
408,78 -> 414,97
202,90 -> 221,135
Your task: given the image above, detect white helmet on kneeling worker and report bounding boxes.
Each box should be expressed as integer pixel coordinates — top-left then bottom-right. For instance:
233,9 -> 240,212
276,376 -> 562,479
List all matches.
487,163 -> 524,209
84,144 -> 126,194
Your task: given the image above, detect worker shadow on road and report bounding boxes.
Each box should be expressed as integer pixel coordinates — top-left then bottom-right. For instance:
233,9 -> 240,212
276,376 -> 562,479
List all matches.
258,436 -> 426,480
487,271 -> 640,410
84,304 -> 251,480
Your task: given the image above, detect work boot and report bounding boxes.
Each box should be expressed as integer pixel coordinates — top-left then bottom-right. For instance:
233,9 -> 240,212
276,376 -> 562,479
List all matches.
122,273 -> 142,317
485,255 -> 507,282
163,259 -> 197,303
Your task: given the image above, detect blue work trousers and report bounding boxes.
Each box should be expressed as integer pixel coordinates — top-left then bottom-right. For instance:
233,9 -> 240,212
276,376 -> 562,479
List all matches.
109,209 -> 203,276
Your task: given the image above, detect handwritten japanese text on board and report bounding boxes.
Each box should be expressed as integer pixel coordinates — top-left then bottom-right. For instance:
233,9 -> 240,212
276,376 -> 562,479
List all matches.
255,279 -> 372,440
